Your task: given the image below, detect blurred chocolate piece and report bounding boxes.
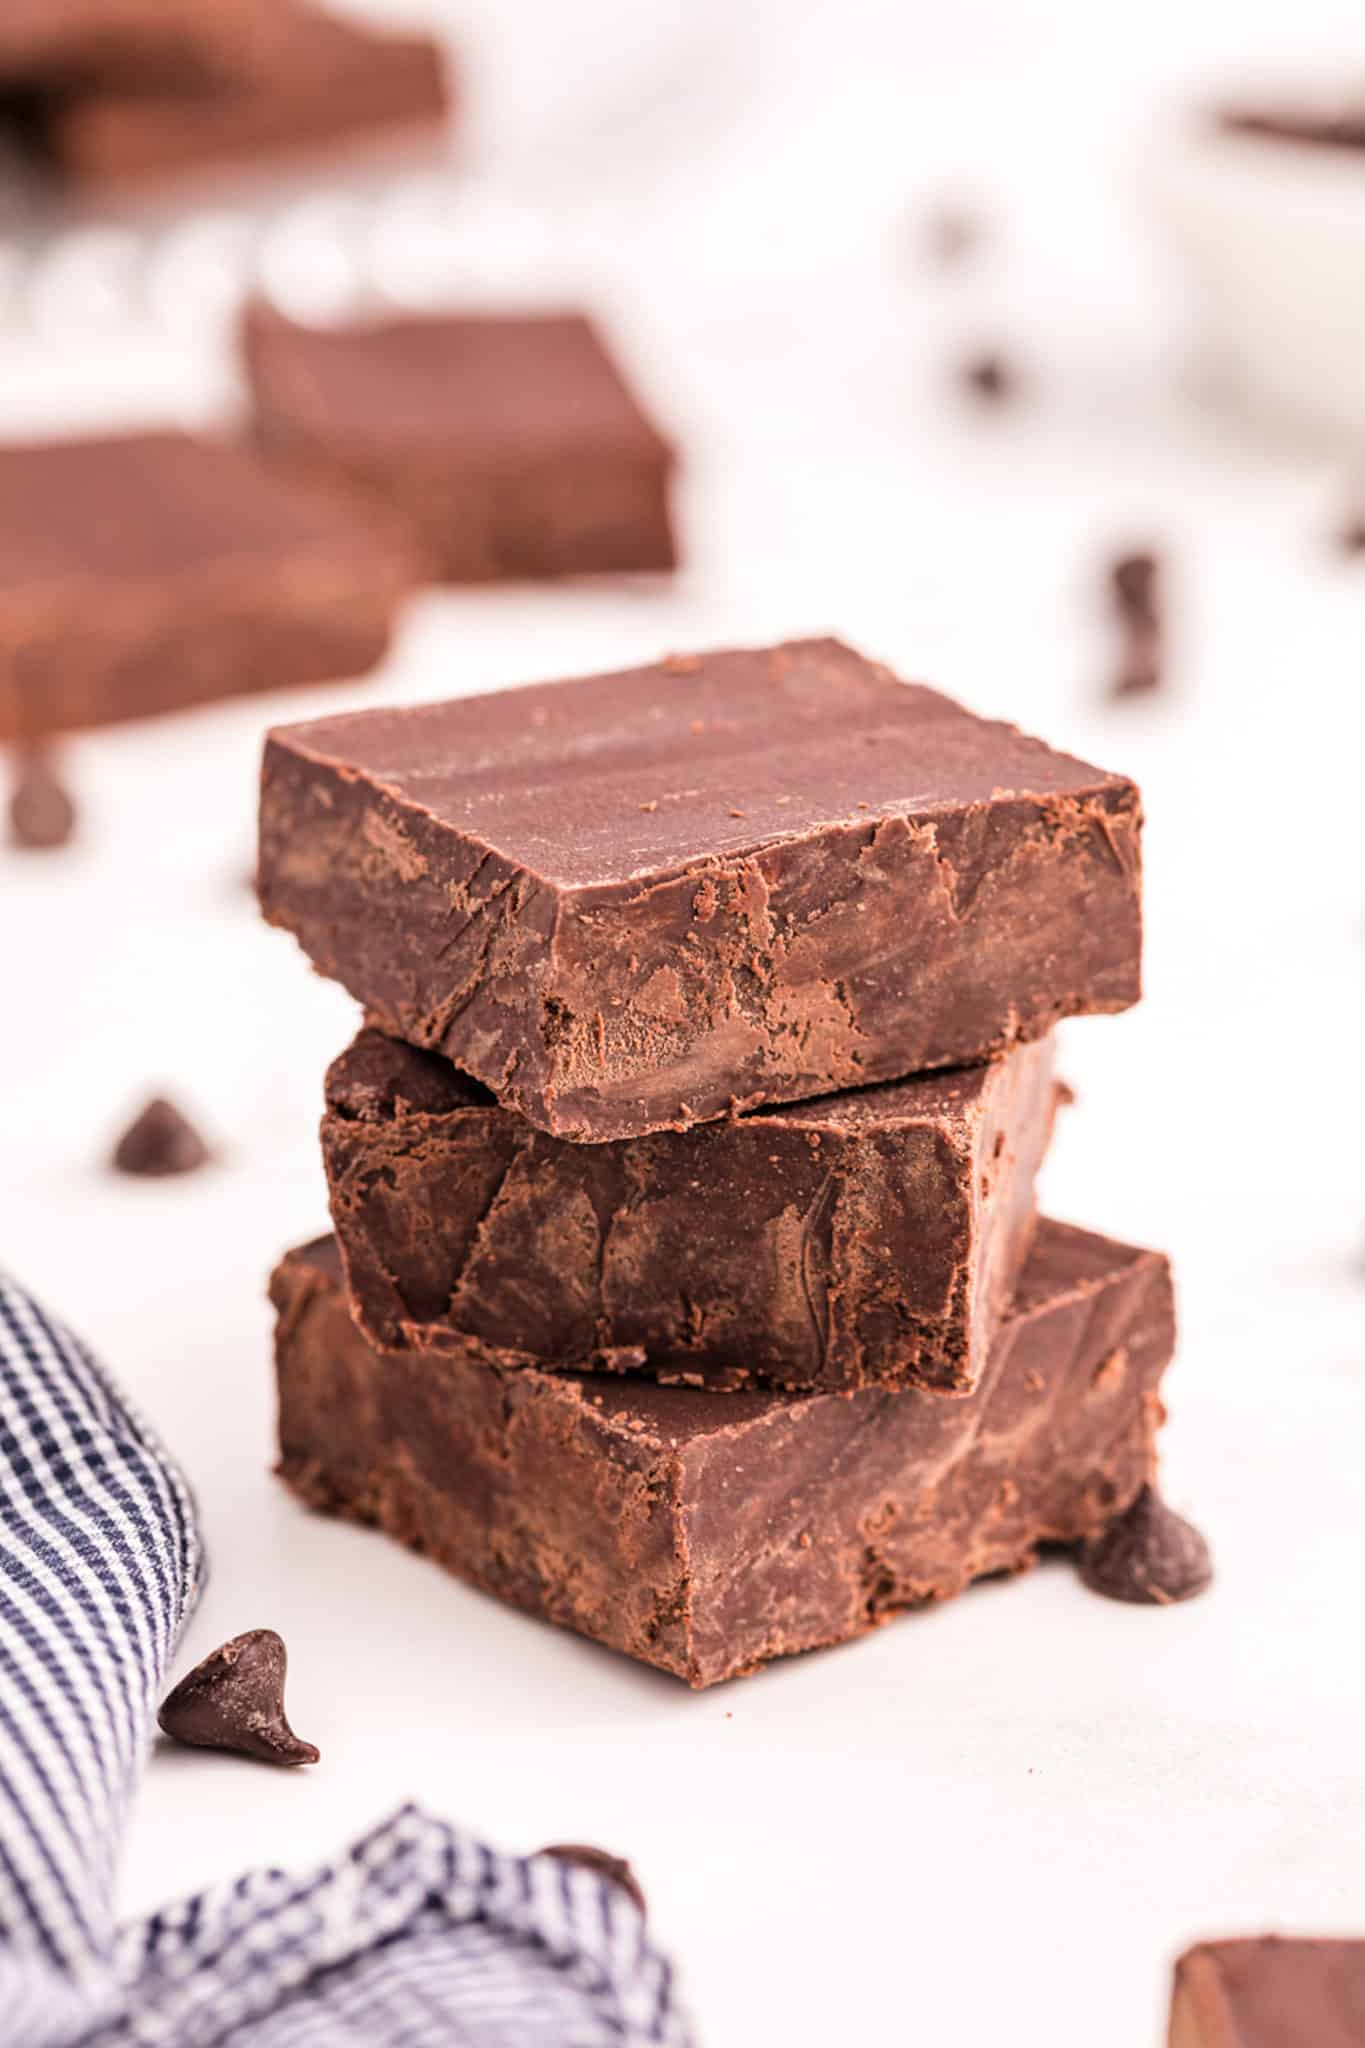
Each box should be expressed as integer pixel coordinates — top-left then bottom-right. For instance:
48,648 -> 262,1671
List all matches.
1108,547 -> 1165,698
322,1025 -> 1059,1397
273,1221 -> 1174,1688
7,748 -> 75,849
959,351 -> 1018,404
1078,1484 -> 1211,1605
1220,104 -> 1365,153
158,1628 -> 319,1766
112,1096 -> 212,1177
45,7 -> 451,188
1170,1937 -> 1365,2047
1337,507 -> 1365,555
259,638 -> 1142,1143
243,305 -> 677,584
0,0 -> 264,90
541,1845 -> 646,1916
923,203 -> 984,270
0,430 -> 412,744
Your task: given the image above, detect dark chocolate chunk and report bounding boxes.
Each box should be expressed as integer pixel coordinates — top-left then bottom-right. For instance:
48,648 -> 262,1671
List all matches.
158,1628 -> 319,1765
7,748 -> 76,849
541,1844 -> 646,1916
112,1096 -> 212,1177
1077,1485 -> 1211,1605
242,305 -> 676,585
0,429 -> 412,745
322,1025 -> 1059,1397
259,638 -> 1142,1143
273,1220 -> 1175,1688
1171,1936 -> 1365,2047
959,351 -> 1018,404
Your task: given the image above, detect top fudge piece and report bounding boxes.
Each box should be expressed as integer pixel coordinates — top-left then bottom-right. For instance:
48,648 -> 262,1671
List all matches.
1170,1939 -> 1365,2048
259,637 -> 1142,1142
241,305 -> 676,583
0,429 -> 413,743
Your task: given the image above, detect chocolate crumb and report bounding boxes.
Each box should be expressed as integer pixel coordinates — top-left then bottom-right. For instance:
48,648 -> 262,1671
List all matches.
112,1097 -> 212,1177
7,749 -> 76,850
1107,549 -> 1165,697
1111,551 -> 1160,632
158,1628 -> 319,1765
541,1843 -> 646,1915
1078,1486 -> 1212,1606
639,800 -> 658,813
959,351 -> 1018,405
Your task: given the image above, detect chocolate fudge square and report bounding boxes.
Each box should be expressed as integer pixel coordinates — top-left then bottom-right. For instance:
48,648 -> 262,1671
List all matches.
44,7 -> 450,187
323,1026 -> 1057,1396
1170,1939 -> 1365,2048
273,1219 -> 1174,1688
0,430 -> 414,743
241,305 -> 677,583
259,638 -> 1142,1142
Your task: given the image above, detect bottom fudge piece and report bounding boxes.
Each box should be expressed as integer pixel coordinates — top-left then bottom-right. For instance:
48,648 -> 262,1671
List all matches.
1170,1939 -> 1365,2047
272,1219 -> 1174,1688
322,1026 -> 1059,1396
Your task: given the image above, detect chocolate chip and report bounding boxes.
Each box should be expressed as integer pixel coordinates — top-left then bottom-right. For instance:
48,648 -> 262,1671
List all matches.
923,203 -> 984,270
958,351 -> 1018,405
541,1843 -> 646,1915
158,1628 -> 319,1766
1078,1486 -> 1212,1605
7,749 -> 76,850
1111,551 -> 1161,634
112,1096 -> 213,1177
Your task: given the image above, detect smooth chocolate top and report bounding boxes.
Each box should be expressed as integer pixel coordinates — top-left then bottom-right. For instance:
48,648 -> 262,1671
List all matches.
0,430 -> 394,597
243,307 -> 672,460
268,637 -> 1133,894
1172,1939 -> 1365,2048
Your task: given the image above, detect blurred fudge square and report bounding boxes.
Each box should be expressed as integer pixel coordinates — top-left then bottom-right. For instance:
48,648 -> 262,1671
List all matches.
1170,1939 -> 1365,2048
241,305 -> 678,583
258,638 -> 1141,1142
0,430 -> 414,743
43,6 -> 450,185
322,1026 -> 1058,1397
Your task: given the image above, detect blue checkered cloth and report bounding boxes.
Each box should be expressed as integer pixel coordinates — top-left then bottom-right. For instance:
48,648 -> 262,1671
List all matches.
0,1268 -> 693,2047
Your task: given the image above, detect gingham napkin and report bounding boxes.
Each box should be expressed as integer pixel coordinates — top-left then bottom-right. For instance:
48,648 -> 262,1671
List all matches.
0,1267 -> 693,2048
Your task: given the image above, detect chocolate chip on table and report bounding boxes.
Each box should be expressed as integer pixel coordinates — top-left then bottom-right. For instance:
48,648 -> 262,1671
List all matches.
158,1629 -> 319,1766
923,203 -> 984,270
7,748 -> 76,850
1078,1486 -> 1212,1605
112,1096 -> 212,1176
1111,551 -> 1161,634
1107,548 -> 1165,697
958,351 -> 1018,405
541,1843 -> 646,1915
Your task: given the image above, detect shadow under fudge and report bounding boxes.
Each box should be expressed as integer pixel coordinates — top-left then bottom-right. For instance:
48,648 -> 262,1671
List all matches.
259,637 -> 1142,1144
272,1220 -> 1174,1689
322,1025 -> 1059,1396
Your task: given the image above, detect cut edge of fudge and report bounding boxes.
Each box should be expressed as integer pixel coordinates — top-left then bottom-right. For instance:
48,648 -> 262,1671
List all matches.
258,637 -> 1142,1141
321,1024 -> 1059,1394
271,1217 -> 1173,1688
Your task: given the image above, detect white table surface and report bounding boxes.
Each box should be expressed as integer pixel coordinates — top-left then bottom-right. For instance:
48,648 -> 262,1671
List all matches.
3,4 -> 1365,2043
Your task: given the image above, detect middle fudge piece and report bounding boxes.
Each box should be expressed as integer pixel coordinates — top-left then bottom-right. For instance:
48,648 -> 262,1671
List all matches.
259,637 -> 1142,1142
322,1025 -> 1057,1395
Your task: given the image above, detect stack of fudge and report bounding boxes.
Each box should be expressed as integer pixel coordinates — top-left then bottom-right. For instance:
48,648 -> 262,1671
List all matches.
261,635 -> 1203,1689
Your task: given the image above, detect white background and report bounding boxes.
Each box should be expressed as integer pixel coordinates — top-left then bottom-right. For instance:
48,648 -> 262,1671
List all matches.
3,3 -> 1365,2044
